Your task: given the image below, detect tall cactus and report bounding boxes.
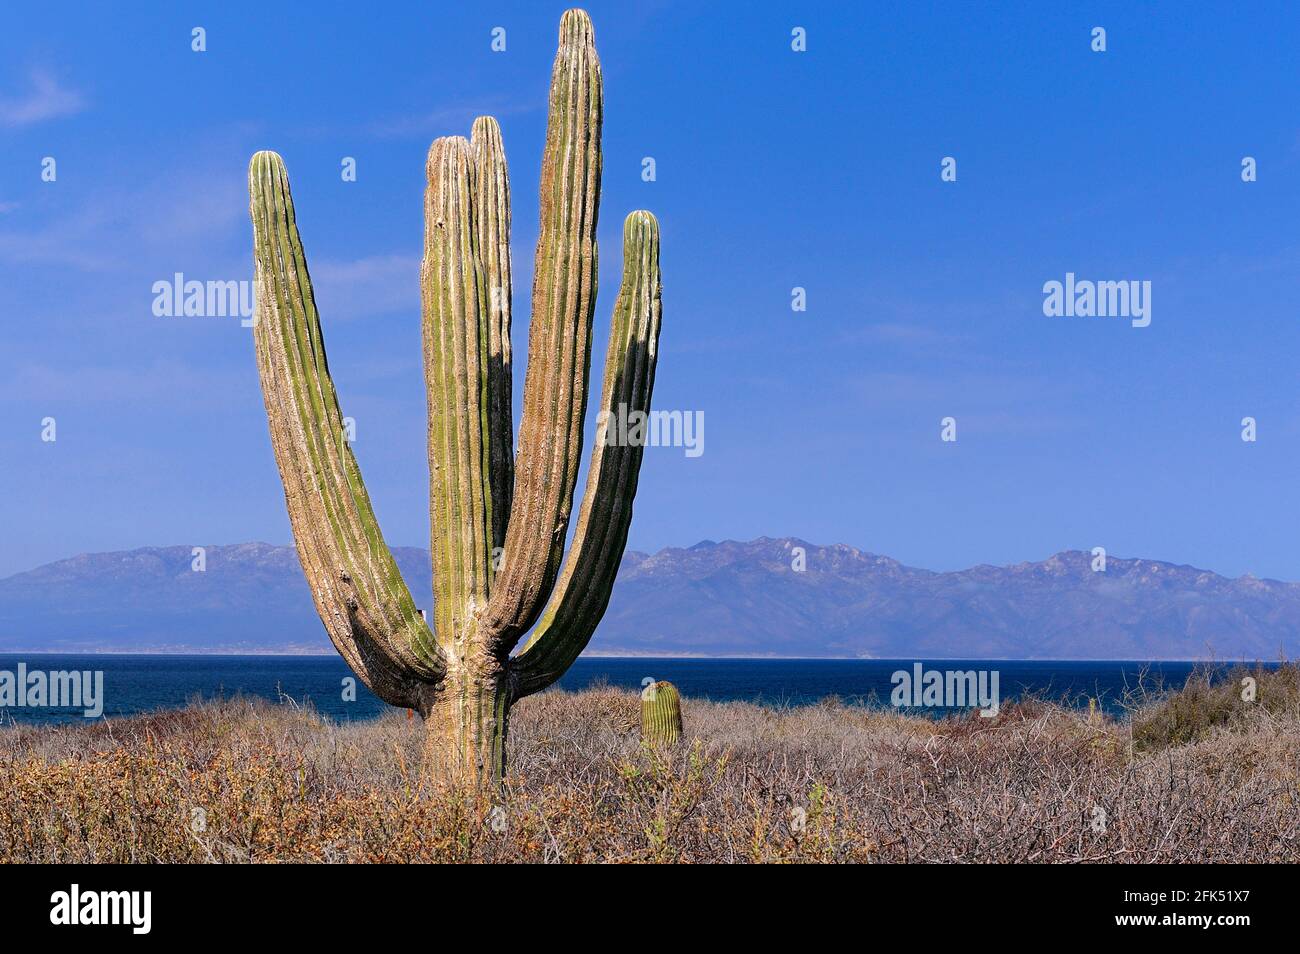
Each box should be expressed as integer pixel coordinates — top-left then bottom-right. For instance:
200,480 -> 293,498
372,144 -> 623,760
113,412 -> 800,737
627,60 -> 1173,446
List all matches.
247,8 -> 662,786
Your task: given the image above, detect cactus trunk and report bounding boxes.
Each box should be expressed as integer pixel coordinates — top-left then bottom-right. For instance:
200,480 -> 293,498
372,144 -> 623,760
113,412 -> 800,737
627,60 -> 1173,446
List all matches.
422,663 -> 511,787
247,8 -> 661,790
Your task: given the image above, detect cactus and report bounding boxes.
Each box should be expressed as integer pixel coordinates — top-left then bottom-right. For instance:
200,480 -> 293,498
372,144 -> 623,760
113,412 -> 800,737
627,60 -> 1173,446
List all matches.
641,681 -> 683,746
247,8 -> 662,787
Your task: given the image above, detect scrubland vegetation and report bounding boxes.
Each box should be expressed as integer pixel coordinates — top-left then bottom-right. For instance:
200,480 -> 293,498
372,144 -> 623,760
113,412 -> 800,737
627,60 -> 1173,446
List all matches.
1,665 -> 1296,863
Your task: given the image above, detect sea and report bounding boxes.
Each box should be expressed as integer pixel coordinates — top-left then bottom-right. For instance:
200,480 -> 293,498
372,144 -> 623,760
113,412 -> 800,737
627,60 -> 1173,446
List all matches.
0,654 -> 1273,726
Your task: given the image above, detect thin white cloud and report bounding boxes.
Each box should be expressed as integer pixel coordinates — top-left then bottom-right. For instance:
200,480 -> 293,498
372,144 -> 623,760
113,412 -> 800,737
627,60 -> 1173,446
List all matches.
362,99 -> 536,139
0,358 -> 247,406
0,166 -> 245,271
0,205 -> 120,270
842,323 -> 967,347
312,254 -> 419,319
0,70 -> 87,127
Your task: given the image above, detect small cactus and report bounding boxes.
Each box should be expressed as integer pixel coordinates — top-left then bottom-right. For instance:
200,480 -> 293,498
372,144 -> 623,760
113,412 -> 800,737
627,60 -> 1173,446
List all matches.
641,681 -> 683,746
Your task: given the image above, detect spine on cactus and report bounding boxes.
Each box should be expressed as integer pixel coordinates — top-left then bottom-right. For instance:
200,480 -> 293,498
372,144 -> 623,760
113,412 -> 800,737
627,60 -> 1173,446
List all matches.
641,681 -> 683,746
247,8 -> 660,787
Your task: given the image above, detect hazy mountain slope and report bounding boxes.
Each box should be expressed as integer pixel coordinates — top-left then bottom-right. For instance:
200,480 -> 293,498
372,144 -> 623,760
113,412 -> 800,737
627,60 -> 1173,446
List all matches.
0,538 -> 1295,658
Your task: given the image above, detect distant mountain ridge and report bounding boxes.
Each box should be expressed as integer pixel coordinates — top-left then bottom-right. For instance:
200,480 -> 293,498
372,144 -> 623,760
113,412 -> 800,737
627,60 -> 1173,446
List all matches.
0,538 -> 1296,658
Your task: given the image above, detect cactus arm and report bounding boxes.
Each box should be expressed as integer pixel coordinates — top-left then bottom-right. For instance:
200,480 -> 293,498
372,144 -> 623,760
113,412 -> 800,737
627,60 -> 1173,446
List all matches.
510,211 -> 662,697
422,137 -> 497,652
248,151 -> 443,706
471,116 -> 515,554
479,8 -> 603,649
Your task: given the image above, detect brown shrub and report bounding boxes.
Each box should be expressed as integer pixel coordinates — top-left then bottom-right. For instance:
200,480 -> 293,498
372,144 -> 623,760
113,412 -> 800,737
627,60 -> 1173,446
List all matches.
0,687 -> 1296,863
1129,662 -> 1300,752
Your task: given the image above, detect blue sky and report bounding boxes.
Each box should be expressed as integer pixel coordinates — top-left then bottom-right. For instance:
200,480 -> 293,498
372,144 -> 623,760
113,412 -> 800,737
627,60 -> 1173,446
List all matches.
3,1 -> 1300,581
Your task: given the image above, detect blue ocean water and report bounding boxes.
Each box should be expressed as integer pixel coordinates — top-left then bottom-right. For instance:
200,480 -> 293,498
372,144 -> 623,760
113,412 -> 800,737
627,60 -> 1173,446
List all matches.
0,654 -> 1269,726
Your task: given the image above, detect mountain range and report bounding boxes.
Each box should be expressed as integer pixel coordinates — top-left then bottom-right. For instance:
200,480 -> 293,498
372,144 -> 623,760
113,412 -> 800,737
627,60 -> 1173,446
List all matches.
0,538 -> 1295,659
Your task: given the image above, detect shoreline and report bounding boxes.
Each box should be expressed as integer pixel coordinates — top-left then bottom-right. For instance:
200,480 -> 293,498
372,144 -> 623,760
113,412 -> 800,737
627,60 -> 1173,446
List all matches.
0,651 -> 1273,663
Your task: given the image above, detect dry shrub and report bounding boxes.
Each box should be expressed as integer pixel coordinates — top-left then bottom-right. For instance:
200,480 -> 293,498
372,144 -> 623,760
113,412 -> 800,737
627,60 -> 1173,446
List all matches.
0,685 -> 1297,863
1130,662 -> 1300,751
